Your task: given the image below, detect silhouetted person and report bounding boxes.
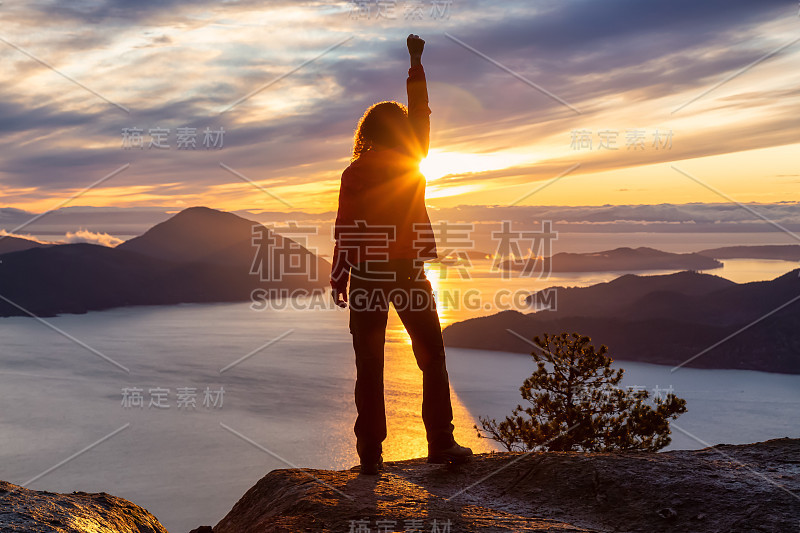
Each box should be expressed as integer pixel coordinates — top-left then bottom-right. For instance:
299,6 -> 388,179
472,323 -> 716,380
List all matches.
330,34 -> 473,475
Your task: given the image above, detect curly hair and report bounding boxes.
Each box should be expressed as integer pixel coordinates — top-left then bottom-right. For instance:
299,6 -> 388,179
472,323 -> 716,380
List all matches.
351,101 -> 413,162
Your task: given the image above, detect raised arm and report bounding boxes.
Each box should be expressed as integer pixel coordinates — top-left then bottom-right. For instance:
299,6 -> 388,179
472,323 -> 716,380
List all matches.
406,34 -> 431,159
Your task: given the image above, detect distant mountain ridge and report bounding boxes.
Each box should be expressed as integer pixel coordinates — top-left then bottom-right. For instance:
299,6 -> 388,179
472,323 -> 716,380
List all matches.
698,244 -> 800,261
499,246 -> 722,273
524,270 -> 736,321
0,234 -> 49,255
0,207 -> 329,317
443,269 -> 800,373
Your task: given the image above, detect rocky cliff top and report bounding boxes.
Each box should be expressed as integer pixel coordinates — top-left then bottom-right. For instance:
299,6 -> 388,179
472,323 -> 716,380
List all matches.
0,480 -> 167,532
209,438 -> 799,533
4,438 -> 798,532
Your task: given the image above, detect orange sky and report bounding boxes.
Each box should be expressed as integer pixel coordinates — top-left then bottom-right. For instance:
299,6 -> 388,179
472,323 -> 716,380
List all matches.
1,2 -> 798,214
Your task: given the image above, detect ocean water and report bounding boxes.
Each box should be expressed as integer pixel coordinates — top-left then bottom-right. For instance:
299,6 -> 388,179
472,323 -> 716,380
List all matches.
0,258 -> 797,531
446,349 -> 800,452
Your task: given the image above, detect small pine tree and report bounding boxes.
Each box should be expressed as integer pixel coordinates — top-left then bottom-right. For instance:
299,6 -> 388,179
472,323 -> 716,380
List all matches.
476,332 -> 687,452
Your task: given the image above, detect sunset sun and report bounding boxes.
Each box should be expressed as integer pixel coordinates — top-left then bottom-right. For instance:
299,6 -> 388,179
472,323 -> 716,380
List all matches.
419,149 -> 532,181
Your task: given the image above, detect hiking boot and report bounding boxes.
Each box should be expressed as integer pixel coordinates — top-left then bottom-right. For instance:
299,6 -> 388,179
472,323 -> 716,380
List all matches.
359,455 -> 384,475
427,442 -> 473,464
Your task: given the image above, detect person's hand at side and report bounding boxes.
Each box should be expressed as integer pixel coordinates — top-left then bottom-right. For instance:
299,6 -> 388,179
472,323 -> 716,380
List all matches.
407,34 -> 424,67
332,287 -> 348,308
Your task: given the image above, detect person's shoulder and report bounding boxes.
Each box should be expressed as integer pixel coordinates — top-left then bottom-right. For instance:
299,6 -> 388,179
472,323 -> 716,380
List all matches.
347,149 -> 390,171
346,148 -> 415,174
340,158 -> 367,190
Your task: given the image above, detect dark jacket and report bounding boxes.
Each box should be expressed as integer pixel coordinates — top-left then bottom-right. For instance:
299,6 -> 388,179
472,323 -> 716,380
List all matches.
330,65 -> 436,291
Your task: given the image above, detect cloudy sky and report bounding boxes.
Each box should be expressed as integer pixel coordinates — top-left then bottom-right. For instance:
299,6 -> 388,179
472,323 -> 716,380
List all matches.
1,0 -> 799,219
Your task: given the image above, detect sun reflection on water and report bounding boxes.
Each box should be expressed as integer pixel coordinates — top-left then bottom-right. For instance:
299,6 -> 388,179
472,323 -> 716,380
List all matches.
380,340 -> 497,461
378,263 -> 497,461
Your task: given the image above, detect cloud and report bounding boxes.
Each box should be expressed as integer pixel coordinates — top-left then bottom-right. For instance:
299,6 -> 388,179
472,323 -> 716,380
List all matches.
0,0 -> 798,210
429,202 -> 800,225
6,203 -> 800,236
62,228 -> 124,247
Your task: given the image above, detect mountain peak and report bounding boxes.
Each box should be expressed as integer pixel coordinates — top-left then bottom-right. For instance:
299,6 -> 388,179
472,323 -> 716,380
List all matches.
172,205 -> 227,217
0,234 -> 49,255
117,206 -> 267,264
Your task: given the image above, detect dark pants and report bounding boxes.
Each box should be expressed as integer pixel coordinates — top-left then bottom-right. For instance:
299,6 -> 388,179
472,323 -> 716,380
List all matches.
348,259 -> 456,462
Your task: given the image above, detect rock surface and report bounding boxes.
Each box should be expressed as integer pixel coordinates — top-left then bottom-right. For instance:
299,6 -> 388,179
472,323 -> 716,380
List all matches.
4,439 -> 797,532
209,438 -> 800,533
0,480 -> 168,532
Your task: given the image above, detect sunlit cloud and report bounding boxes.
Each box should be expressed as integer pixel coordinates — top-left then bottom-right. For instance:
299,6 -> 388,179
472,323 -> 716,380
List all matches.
62,228 -> 124,247
425,183 -> 484,200
0,0 -> 798,212
420,149 -> 535,181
